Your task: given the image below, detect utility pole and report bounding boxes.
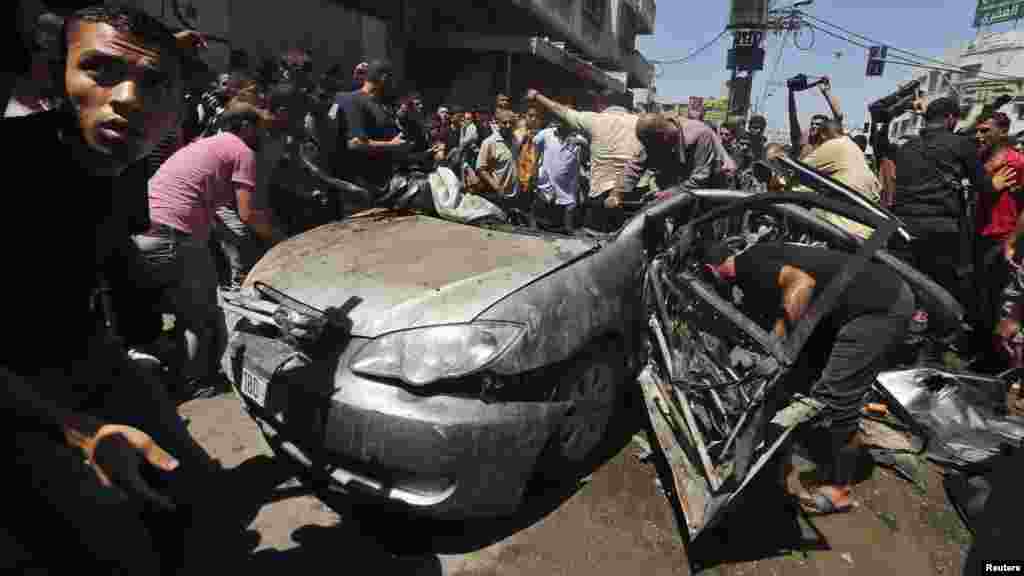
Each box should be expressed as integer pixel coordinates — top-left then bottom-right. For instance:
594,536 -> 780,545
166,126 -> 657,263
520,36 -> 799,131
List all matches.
726,1 -> 771,124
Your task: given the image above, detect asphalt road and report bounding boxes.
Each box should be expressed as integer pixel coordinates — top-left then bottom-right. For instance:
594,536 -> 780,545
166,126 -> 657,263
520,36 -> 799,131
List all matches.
179,393 -> 968,575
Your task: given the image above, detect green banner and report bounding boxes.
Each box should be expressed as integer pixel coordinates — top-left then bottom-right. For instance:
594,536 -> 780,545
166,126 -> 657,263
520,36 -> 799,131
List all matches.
975,0 -> 1024,27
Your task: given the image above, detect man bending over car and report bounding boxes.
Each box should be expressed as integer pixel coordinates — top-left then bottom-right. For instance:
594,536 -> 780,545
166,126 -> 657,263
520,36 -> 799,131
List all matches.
707,241 -> 914,515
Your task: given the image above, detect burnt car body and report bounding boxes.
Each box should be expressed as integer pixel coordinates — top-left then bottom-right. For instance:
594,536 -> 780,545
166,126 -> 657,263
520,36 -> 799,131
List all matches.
221,209 -> 650,518
633,156 -> 965,541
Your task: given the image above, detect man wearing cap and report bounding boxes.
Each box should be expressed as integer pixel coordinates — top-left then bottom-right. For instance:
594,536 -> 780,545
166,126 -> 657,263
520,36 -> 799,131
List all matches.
707,241 -> 914,515
889,96 -> 980,306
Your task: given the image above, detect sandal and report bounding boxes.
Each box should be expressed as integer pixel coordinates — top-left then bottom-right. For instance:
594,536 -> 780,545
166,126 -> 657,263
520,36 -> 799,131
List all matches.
795,491 -> 857,516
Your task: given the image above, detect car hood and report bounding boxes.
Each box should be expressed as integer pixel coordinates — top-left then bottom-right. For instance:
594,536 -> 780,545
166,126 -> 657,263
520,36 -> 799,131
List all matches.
243,212 -> 597,337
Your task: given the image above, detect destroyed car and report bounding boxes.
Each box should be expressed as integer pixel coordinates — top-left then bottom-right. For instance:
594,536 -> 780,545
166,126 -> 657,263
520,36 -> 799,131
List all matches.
634,156 -> 966,542
220,208 -> 651,518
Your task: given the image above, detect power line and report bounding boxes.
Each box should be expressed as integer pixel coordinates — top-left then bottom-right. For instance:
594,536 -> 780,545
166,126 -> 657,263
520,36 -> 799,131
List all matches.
803,20 -> 1018,82
650,29 -> 728,65
800,12 -> 1024,81
758,29 -> 790,112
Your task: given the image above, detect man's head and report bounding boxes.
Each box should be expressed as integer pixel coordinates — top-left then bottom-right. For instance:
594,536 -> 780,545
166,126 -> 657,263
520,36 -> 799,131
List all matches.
60,3 -> 184,173
495,109 -> 516,138
808,114 -> 829,142
816,119 -> 844,143
925,97 -> 961,132
409,92 -> 424,114
748,115 -> 767,136
266,82 -> 299,133
450,105 -> 464,127
437,106 -> 449,123
495,93 -> 511,111
635,113 -> 680,150
353,61 -> 369,86
720,122 -> 737,145
977,111 -> 1012,158
525,103 -> 544,132
364,59 -> 394,96
219,101 -> 271,150
852,134 -> 868,152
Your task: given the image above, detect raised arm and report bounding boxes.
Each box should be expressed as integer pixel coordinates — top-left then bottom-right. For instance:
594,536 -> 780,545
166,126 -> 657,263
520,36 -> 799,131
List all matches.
819,77 -> 844,125
789,87 -> 803,154
526,90 -> 589,136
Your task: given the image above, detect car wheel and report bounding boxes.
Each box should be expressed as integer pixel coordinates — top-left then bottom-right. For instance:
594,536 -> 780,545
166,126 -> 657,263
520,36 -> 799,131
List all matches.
552,339 -> 627,464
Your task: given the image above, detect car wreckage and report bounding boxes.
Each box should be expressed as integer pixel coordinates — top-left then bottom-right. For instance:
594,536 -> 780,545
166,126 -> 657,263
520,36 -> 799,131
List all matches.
218,156 -> 966,538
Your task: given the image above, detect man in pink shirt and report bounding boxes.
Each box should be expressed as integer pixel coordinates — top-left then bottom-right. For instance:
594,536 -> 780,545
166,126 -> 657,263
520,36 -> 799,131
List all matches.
135,103 -> 271,397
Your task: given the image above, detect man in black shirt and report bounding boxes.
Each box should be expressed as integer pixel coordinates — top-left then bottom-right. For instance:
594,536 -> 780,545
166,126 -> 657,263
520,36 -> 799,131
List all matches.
330,59 -> 412,199
1,5 -> 219,573
709,242 -> 914,514
889,97 -> 979,305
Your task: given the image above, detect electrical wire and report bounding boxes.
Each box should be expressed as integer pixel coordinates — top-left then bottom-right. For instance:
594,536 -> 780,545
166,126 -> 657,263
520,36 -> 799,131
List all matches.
801,12 -> 1024,81
803,20 -> 1015,81
650,29 -> 728,65
792,22 -> 815,51
757,29 -> 790,113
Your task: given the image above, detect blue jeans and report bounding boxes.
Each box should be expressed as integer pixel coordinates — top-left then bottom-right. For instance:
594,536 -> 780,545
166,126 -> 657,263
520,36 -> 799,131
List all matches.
133,225 -> 224,384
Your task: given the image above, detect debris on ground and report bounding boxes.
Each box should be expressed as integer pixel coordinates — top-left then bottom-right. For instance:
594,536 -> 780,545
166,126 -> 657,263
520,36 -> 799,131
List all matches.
840,552 -> 854,565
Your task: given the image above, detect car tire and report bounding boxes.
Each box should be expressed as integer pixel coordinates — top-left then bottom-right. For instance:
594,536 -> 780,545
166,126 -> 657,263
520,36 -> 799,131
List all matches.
548,338 -> 628,467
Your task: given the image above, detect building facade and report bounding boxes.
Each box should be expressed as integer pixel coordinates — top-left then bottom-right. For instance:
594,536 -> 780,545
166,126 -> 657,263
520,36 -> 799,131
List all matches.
889,32 -> 1024,141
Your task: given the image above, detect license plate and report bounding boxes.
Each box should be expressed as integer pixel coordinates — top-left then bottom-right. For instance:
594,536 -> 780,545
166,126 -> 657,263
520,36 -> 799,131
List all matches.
241,368 -> 267,407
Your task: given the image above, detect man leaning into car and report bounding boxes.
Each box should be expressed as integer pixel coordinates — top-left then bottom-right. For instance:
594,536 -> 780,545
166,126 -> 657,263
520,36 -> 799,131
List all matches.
707,241 -> 914,516
0,5 -> 222,573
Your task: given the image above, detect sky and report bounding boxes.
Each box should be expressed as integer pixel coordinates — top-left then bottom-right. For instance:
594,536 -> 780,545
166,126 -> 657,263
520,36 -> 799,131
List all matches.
636,0 -> 1015,131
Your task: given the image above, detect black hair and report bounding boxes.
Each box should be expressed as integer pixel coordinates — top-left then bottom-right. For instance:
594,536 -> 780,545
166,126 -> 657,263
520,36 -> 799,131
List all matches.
267,82 -> 297,112
852,134 -> 868,151
366,59 -> 394,83
749,115 -> 767,129
61,3 -> 180,68
925,97 -> 960,123
979,110 -> 1012,132
220,105 -> 266,135
704,240 -> 734,268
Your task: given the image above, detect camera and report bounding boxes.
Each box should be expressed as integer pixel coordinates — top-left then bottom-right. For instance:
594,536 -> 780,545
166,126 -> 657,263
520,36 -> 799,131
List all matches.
787,74 -> 809,92
868,80 -> 923,124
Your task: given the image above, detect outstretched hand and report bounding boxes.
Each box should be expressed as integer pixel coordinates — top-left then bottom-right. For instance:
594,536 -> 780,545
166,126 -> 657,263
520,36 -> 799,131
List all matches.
81,423 -> 180,511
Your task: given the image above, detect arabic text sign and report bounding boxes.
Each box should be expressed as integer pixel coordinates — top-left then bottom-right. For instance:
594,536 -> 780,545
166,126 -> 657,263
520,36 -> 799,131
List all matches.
975,0 -> 1024,26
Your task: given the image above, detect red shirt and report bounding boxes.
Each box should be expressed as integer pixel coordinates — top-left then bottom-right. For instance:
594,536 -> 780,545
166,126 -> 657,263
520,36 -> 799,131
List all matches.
980,147 -> 1024,241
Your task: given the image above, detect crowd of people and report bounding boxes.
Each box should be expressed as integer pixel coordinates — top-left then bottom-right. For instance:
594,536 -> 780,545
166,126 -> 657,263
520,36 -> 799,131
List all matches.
2,1 -> 1021,573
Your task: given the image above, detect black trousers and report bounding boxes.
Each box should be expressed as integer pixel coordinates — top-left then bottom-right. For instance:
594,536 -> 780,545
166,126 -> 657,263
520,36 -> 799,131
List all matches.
799,282 -> 915,485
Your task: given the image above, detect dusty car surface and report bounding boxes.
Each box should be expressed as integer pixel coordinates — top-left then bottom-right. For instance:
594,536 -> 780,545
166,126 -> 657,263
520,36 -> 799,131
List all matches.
221,208 -> 650,518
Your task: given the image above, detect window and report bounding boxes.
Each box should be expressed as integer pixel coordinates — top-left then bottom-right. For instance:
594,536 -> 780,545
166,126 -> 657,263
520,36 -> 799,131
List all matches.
583,0 -> 606,25
1016,104 -> 1024,120
928,71 -> 938,93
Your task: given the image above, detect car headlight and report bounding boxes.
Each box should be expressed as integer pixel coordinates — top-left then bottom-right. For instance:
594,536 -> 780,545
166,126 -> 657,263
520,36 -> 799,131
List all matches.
349,322 -> 525,386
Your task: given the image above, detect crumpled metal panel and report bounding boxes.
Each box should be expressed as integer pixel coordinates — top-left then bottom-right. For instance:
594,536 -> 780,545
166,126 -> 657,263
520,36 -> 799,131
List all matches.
876,368 -> 1024,466
243,212 -> 597,337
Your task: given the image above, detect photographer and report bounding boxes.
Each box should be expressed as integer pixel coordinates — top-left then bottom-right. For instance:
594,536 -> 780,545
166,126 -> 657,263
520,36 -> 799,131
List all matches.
788,74 -> 843,158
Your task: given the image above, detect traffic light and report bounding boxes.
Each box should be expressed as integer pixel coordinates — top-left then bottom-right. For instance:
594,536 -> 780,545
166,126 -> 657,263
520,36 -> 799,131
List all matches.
866,46 -> 887,77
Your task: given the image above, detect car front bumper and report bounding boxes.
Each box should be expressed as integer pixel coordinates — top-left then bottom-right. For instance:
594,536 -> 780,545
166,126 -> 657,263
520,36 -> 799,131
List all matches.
224,325 -> 568,519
